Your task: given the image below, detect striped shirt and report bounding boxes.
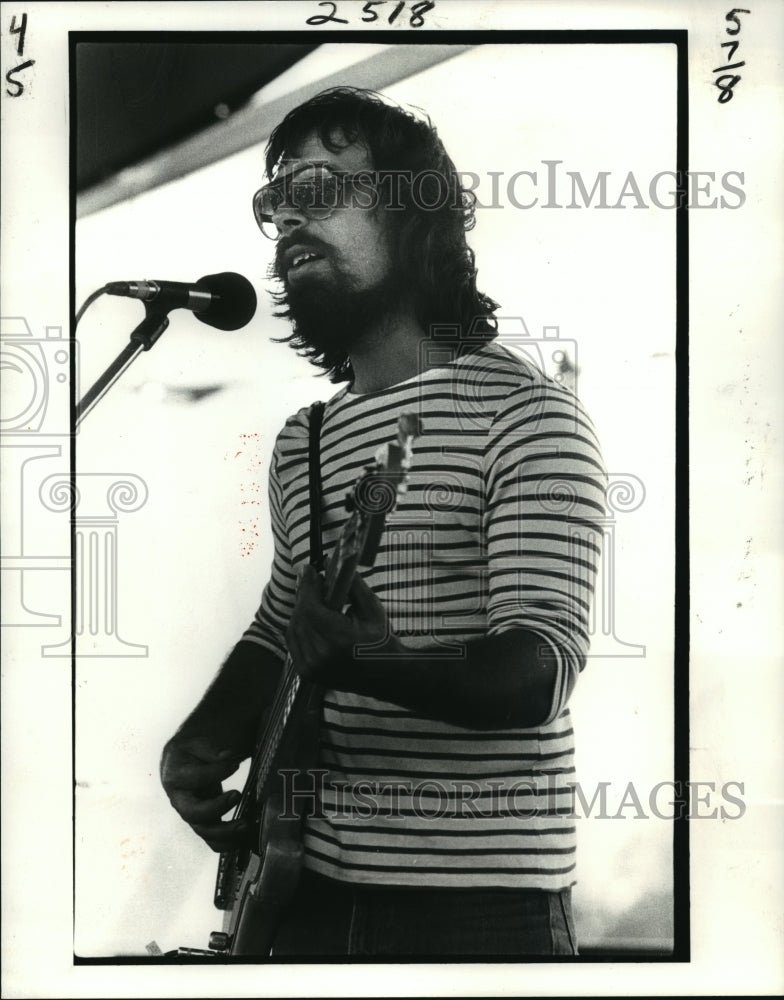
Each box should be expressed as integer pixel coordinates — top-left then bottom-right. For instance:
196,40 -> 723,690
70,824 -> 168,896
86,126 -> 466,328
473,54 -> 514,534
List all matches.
244,341 -> 606,890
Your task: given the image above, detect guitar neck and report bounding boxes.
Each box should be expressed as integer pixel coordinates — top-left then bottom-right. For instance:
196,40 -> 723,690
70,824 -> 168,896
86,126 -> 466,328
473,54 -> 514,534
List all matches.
251,414 -> 423,795
256,430 -> 412,774
214,412 -> 422,917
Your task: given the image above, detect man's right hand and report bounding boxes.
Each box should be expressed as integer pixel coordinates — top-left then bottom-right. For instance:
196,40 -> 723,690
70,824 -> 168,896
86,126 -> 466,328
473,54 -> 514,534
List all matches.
160,734 -> 250,852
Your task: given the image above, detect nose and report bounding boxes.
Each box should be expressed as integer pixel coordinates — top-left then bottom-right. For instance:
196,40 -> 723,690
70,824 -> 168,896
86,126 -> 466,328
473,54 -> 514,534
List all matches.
270,200 -> 307,236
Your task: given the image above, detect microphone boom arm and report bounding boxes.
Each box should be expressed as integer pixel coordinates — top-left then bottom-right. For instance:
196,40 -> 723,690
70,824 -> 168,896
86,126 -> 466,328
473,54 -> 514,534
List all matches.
75,307 -> 170,427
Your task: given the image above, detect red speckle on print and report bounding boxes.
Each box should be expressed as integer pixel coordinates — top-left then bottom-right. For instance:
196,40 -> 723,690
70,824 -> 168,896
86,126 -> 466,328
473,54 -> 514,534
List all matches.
120,835 -> 147,878
234,433 -> 265,556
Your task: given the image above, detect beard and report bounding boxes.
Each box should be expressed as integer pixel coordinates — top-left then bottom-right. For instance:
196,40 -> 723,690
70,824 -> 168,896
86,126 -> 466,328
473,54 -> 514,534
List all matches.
270,237 -> 406,380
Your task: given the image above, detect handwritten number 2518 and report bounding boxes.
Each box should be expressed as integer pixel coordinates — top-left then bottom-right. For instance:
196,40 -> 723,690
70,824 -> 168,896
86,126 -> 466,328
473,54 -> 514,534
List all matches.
306,1 -> 434,27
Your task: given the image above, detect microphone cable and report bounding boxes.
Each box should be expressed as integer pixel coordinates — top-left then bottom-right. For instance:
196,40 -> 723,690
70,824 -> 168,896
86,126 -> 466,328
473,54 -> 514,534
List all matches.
75,284 -> 110,329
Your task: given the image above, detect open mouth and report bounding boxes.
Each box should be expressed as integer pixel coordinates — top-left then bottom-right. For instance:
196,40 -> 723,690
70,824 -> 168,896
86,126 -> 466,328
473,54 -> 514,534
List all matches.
288,250 -> 324,274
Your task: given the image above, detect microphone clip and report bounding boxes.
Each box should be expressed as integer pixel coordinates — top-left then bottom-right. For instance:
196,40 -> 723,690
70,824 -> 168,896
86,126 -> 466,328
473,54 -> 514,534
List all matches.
130,308 -> 171,351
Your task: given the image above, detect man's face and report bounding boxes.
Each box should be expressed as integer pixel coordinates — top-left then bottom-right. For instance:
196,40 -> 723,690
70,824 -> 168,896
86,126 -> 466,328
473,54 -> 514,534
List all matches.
262,128 -> 404,365
270,130 -> 394,296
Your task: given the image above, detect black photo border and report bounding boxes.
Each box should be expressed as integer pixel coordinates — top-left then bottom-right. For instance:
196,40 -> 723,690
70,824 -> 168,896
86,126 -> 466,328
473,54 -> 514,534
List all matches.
69,27 -> 690,967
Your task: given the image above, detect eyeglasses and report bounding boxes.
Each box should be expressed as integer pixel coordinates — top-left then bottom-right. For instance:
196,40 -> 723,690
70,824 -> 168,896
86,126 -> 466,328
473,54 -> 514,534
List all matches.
252,161 -> 376,240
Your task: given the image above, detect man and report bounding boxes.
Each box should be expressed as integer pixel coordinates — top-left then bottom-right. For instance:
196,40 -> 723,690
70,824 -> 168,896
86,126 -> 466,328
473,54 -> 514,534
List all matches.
161,87 -> 606,957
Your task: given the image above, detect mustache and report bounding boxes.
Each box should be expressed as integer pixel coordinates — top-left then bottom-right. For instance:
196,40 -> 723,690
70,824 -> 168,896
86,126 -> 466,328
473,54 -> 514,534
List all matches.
272,234 -> 332,281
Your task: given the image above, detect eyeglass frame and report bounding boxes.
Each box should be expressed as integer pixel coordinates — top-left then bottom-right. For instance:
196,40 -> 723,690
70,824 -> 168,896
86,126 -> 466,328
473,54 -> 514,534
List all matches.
252,160 -> 380,239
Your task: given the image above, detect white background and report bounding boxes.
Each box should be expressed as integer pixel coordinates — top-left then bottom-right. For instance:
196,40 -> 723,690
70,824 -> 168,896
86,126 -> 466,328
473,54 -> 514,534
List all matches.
1,1 -> 782,997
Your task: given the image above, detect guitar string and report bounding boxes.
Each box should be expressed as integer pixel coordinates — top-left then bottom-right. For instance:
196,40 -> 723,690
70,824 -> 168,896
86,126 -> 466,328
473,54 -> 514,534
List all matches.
232,657 -> 299,822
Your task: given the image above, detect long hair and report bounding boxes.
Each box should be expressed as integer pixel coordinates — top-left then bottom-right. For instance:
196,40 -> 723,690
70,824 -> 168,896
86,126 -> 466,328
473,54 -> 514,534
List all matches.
265,87 -> 499,382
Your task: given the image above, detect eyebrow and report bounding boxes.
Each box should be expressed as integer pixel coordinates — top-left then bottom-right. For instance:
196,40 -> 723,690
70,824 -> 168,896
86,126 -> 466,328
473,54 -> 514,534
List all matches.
270,159 -> 338,182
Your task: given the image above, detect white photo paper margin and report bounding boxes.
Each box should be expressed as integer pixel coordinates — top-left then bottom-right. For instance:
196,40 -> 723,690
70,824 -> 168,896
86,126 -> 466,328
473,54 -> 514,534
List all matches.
1,1 -> 782,997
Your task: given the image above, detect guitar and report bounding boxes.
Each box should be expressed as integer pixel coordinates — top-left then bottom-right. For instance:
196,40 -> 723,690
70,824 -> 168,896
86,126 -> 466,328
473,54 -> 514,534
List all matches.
200,411 -> 423,957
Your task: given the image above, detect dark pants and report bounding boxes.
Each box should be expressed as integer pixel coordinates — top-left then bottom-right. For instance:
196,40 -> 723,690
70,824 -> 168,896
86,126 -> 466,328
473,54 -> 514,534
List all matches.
270,869 -> 578,958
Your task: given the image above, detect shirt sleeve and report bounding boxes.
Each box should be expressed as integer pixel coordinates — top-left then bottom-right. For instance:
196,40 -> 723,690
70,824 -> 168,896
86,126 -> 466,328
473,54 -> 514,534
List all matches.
483,376 -> 607,724
242,444 -> 296,663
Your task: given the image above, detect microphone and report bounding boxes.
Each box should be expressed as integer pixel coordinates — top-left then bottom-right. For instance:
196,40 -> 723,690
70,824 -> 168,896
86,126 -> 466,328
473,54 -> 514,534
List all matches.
105,271 -> 257,331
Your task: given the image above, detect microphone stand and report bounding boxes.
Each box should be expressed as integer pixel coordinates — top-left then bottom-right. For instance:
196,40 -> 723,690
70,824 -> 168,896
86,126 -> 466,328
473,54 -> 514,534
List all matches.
75,308 -> 170,427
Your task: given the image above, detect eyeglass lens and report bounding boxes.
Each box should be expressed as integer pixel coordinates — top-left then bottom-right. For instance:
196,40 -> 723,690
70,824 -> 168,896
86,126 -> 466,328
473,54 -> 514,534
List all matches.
258,165 -> 339,222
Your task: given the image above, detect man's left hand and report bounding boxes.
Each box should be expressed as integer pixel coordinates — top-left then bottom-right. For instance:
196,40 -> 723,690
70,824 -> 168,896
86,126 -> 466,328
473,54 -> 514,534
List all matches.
286,565 -> 402,686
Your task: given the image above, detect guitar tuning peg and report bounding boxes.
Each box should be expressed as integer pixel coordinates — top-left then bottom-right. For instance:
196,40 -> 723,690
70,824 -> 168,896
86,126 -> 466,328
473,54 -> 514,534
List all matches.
344,494 -> 356,512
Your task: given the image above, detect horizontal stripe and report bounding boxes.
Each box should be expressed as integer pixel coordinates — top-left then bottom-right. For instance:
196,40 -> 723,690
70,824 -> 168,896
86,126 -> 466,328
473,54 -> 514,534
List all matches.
307,828 -> 576,856
305,846 -> 578,877
321,698 -> 569,722
320,742 -> 572,763
315,774 -> 577,797
317,763 -> 574,781
323,822 -> 577,838
321,720 -> 575,743
314,805 -> 578,821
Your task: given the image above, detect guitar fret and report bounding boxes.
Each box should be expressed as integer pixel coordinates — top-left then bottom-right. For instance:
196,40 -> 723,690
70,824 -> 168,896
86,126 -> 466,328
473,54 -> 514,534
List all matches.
255,671 -> 301,796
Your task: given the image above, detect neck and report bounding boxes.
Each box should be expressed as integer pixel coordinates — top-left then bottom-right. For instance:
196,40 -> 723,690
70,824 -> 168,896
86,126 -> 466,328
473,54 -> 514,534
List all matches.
348,309 -> 426,394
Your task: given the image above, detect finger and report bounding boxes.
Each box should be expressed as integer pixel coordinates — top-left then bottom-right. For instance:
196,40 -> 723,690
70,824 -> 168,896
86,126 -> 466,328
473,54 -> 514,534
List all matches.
296,563 -> 318,590
168,788 -> 242,824
348,573 -> 385,620
296,568 -> 327,613
291,590 -> 346,641
162,755 -> 243,792
176,735 -> 241,763
287,627 -> 321,680
286,628 -> 304,670
192,817 -> 252,851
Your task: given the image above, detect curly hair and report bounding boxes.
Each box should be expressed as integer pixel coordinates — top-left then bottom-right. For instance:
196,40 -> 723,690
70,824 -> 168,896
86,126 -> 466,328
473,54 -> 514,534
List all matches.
265,86 -> 499,382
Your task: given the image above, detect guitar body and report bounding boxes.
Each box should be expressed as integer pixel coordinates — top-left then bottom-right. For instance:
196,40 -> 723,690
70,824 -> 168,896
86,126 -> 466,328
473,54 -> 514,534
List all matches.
223,798 -> 302,956
217,680 -> 323,956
